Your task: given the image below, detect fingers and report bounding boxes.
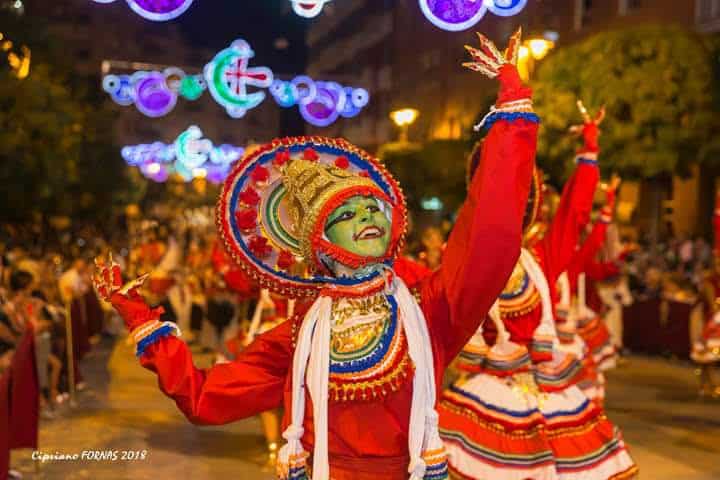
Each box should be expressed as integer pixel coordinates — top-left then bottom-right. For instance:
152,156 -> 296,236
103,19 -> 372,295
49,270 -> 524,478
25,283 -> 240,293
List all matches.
503,27 -> 523,65
118,273 -> 149,296
577,100 -> 591,124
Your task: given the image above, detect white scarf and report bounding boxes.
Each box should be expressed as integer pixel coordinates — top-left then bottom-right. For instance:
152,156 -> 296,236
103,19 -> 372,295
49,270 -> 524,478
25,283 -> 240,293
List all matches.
278,274 -> 444,480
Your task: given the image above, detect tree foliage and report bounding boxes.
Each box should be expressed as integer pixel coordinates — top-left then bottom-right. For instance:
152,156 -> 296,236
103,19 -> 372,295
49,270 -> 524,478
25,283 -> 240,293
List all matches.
379,140 -> 470,216
533,26 -> 717,184
0,12 -> 126,223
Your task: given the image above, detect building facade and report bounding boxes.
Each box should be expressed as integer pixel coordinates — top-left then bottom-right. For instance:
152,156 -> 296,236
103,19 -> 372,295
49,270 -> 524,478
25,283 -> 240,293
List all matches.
305,0 -> 716,236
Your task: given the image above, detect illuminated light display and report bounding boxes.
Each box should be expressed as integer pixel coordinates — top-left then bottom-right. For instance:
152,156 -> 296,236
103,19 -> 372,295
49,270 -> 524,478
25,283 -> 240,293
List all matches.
418,0 -> 487,32
485,0 -> 527,17
121,126 -> 245,183
133,70 -> 178,117
102,74 -> 135,105
102,40 -> 369,126
179,74 -> 205,100
203,39 -> 273,118
269,76 -> 370,127
91,0 -> 194,22
290,0 -> 332,18
418,0 -> 527,31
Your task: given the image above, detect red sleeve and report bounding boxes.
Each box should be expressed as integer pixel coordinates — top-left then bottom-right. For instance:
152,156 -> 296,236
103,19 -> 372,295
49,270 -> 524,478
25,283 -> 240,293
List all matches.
138,320 -> 292,425
540,161 -> 599,285
585,258 -> 621,281
394,256 -> 433,293
571,219 -> 608,273
421,66 -> 537,363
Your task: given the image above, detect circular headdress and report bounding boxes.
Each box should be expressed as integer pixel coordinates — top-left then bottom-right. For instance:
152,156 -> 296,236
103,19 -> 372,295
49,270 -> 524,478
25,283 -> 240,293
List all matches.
217,136 -> 407,298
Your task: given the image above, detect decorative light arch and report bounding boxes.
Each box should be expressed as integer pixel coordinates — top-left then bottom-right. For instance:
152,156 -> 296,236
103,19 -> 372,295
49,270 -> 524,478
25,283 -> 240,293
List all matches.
91,0 -> 194,21
418,0 -> 528,32
121,125 -> 244,183
290,0 -> 332,18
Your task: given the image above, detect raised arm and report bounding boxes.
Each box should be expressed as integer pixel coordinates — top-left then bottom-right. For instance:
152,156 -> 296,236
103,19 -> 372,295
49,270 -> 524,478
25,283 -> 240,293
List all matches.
421,30 -> 537,360
540,102 -> 603,283
568,176 -> 619,280
94,256 -> 291,425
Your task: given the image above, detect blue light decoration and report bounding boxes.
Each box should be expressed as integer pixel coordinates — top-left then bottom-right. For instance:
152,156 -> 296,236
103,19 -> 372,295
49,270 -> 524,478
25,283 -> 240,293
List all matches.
91,0 -> 194,22
102,39 -> 370,127
203,39 -> 273,118
290,0 -> 332,18
121,125 -> 245,183
269,76 -> 370,127
419,0 -> 527,31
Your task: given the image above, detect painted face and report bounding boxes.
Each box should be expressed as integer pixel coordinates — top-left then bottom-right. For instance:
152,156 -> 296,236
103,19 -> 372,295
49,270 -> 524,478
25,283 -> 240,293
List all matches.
324,195 -> 391,258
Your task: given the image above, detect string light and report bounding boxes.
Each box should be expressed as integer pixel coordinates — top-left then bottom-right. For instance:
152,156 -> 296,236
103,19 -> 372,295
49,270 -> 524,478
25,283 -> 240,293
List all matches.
102,39 -> 369,126
418,0 -> 527,31
269,76 -> 370,127
203,39 -> 273,118
91,0 -> 194,22
290,0 -> 332,18
121,125 -> 244,183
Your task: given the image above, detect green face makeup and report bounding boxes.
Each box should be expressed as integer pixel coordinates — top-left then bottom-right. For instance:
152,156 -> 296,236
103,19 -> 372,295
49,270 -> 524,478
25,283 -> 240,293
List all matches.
324,195 -> 392,258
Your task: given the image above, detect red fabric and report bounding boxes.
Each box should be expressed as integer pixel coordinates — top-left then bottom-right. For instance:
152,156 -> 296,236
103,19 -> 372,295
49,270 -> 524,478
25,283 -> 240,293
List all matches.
84,291 -> 104,338
393,256 -> 433,293
483,162 -> 600,345
109,291 -> 163,332
70,296 -> 91,359
580,123 -> 600,153
211,241 -> 257,299
0,371 -> 10,480
119,69 -> 537,478
9,329 -> 39,450
565,220 -> 612,312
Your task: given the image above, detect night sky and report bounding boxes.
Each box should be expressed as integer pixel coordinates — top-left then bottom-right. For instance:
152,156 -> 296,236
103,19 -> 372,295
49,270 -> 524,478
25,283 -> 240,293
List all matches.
176,0 -> 308,75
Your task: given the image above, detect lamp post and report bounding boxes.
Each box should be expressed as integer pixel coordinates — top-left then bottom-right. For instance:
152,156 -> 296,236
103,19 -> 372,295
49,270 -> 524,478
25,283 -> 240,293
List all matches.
390,108 -> 419,142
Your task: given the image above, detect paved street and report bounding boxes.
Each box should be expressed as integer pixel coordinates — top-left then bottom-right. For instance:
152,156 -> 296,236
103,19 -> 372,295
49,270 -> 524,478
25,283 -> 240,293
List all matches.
10,338 -> 720,479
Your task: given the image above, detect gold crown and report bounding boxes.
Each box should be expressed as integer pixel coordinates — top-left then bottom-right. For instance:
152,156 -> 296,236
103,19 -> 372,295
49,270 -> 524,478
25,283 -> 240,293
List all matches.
281,159 -> 379,263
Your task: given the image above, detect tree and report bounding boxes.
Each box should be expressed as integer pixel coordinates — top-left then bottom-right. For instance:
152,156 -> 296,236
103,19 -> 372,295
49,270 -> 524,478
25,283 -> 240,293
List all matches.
532,26 -> 717,185
379,140 -> 469,216
0,11 -> 128,225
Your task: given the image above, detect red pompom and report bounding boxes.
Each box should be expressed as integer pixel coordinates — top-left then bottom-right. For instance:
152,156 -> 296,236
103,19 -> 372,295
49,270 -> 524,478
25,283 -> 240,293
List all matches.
303,148 -> 319,161
239,187 -> 260,206
251,165 -> 270,183
277,250 -> 295,270
359,171 -> 370,178
248,236 -> 273,258
274,149 -> 291,167
334,156 -> 350,169
235,209 -> 257,231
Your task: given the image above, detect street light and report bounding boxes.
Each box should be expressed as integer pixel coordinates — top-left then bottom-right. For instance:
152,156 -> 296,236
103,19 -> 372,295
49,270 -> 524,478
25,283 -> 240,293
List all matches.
517,36 -> 555,81
390,108 -> 419,142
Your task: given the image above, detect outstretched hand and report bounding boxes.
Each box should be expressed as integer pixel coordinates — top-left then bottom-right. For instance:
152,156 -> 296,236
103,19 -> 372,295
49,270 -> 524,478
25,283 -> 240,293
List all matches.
93,253 -> 159,331
463,28 -> 531,104
569,100 -> 605,152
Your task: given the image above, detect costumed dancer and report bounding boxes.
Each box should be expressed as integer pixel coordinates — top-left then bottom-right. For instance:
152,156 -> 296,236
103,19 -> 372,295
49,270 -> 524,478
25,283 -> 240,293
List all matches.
556,173 -> 622,405
595,222 -> 633,353
92,28 -> 537,480
438,61 -> 637,478
691,192 -> 720,398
